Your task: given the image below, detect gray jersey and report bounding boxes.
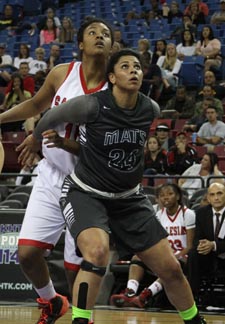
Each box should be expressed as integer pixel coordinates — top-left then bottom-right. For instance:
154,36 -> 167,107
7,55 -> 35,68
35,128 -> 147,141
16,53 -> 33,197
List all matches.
34,89 -> 158,192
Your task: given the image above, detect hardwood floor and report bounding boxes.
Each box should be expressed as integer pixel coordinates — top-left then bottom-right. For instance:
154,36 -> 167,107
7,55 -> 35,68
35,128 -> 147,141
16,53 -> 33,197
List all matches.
0,304 -> 224,324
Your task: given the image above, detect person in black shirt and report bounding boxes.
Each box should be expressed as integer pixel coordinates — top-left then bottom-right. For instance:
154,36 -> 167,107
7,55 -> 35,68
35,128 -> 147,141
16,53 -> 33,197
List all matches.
27,49 -> 205,324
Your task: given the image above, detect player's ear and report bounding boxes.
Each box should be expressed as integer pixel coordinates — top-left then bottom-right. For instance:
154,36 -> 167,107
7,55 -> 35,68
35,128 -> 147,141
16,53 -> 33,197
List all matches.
108,72 -> 116,85
79,42 -> 84,50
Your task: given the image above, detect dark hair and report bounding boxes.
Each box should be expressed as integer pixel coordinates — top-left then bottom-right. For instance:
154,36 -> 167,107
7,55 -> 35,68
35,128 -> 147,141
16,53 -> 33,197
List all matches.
158,183 -> 184,206
19,43 -> 30,59
181,29 -> 195,46
200,25 -> 214,42
154,39 -> 167,53
6,72 -> 24,107
204,152 -> 219,173
106,48 -> 142,89
77,17 -> 114,46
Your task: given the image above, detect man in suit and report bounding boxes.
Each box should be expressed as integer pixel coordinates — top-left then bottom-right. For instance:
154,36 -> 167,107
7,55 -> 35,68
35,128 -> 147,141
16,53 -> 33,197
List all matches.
187,182 -> 225,298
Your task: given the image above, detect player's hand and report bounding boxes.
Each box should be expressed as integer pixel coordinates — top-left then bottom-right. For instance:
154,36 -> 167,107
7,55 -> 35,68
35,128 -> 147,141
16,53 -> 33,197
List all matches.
197,239 -> 214,255
16,134 -> 41,166
42,129 -> 64,148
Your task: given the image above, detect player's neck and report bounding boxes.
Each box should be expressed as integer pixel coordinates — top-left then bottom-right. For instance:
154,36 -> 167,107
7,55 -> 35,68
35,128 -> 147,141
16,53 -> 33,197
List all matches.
166,204 -> 180,216
82,58 -> 107,88
112,88 -> 138,110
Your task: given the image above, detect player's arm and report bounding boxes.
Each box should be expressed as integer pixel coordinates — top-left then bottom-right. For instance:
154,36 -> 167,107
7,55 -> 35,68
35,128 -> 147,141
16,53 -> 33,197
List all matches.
33,95 -> 99,140
0,64 -> 67,124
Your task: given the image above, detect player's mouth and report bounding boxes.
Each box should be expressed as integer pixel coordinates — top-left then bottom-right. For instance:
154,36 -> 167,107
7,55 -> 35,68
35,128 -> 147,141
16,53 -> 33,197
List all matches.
95,41 -> 104,47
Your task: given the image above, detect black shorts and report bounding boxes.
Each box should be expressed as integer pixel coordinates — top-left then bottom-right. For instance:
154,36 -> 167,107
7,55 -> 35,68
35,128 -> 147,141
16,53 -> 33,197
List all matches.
60,178 -> 168,256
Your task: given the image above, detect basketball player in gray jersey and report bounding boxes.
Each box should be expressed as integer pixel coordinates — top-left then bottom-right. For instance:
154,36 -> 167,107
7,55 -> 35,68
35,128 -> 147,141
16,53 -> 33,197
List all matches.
31,49 -> 206,324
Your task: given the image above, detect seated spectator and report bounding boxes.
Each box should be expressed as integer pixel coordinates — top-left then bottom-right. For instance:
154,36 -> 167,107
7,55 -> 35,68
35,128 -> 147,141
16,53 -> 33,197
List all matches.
210,0 -> 225,25
151,39 -> 167,65
155,123 -> 175,151
29,47 -> 47,75
167,131 -> 198,175
184,0 -> 209,18
111,41 -> 121,55
34,70 -> 47,93
200,70 -> 225,101
13,43 -> 33,70
162,1 -> 183,23
5,62 -> 35,96
178,153 -> 224,198
139,62 -> 163,100
40,17 -> 60,46
36,7 -> 61,31
0,4 -> 19,34
185,1 -> 206,26
46,44 -> 62,72
0,72 -> 32,132
110,183 -> 195,308
196,105 -> 225,149
170,15 -> 197,44
176,29 -> 196,61
157,43 -> 182,92
163,85 -> 195,119
58,16 -> 76,44
184,97 -> 219,132
196,85 -> 223,118
187,183 -> 225,300
143,135 -> 168,185
113,29 -> 128,48
0,43 -> 13,66
124,0 -> 163,25
195,25 -> 222,72
137,38 -> 152,66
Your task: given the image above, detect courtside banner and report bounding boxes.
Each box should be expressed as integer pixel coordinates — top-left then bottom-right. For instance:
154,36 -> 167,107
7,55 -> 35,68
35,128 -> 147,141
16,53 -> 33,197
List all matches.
0,209 -> 37,301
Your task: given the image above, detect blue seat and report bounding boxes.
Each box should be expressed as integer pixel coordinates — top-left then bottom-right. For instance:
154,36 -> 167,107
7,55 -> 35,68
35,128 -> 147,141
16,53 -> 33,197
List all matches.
178,56 -> 205,87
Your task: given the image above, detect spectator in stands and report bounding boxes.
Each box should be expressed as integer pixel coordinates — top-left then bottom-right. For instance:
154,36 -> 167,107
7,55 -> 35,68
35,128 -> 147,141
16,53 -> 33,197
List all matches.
176,30 -> 196,61
162,1 -> 183,23
140,61 -> 163,100
13,43 -> 33,70
37,7 -> 61,31
110,183 -> 195,309
196,85 -> 223,118
178,153 -> 225,198
46,44 -> 62,72
151,39 -> 167,65
195,25 -> 222,72
183,97 -> 217,133
0,73 -> 32,132
210,0 -> 225,25
0,4 -> 19,34
187,182 -> 225,299
0,44 -> 15,93
163,85 -> 195,119
124,0 -> 163,25
5,62 -> 35,96
167,131 -> 198,175
184,1 -> 206,26
184,0 -> 209,18
137,38 -> 152,66
170,15 -> 197,44
0,43 -> 13,66
59,16 -> 76,44
201,70 -> 225,101
40,17 -> 60,46
157,43 -> 182,92
144,135 -> 168,185
196,105 -> 225,149
111,41 -> 121,55
155,123 -> 175,151
29,47 -> 47,76
113,29 -> 128,48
